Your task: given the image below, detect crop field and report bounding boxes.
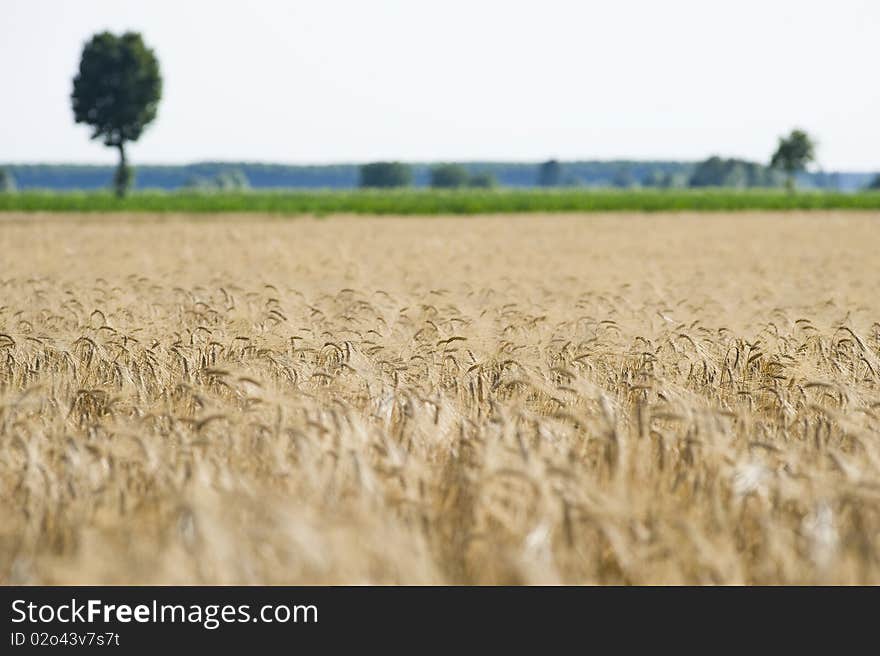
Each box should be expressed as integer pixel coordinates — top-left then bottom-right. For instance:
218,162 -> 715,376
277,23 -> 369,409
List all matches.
1,211 -> 879,584
3,189 -> 880,215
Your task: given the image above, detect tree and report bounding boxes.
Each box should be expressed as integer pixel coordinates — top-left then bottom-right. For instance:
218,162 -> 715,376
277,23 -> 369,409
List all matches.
612,167 -> 636,188
689,156 -> 782,188
183,175 -> 214,191
689,156 -> 726,187
770,129 -> 815,192
215,169 -> 250,190
661,172 -> 689,188
468,171 -> 497,189
430,164 -> 470,188
71,32 -> 162,198
866,174 -> 880,191
0,168 -> 16,192
537,160 -> 562,187
183,169 -> 250,191
359,162 -> 412,188
641,170 -> 666,187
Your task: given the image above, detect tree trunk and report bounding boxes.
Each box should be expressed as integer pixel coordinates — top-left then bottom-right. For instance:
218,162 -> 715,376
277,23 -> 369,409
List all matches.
114,142 -> 131,198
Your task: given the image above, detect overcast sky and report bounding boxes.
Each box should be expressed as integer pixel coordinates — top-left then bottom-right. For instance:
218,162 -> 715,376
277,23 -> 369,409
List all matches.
2,0 -> 878,169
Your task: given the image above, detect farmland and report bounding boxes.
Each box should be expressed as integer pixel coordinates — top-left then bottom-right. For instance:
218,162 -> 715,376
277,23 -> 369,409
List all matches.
1,211 -> 879,584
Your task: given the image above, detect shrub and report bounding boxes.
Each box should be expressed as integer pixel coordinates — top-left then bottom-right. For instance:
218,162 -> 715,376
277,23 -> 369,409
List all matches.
359,162 -> 412,188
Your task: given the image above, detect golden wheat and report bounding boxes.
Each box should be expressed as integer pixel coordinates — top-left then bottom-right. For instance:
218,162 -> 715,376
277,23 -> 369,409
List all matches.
1,211 -> 879,584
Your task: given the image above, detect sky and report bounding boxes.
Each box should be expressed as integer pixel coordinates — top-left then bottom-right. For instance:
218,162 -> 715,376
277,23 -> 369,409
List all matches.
2,0 -> 879,169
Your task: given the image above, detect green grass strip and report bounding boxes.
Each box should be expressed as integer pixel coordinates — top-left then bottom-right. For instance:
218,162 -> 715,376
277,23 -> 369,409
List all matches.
2,189 -> 880,214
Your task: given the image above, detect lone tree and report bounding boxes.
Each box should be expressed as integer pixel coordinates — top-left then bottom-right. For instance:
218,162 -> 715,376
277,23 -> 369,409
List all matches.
770,129 -> 815,192
359,162 -> 412,188
72,32 -> 162,197
867,174 -> 880,191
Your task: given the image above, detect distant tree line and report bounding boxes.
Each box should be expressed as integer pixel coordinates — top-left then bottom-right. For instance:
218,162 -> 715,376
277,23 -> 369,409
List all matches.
356,158 -> 791,189
5,161 -> 876,192
534,131 -> 822,191
5,159 -> 877,193
357,162 -> 498,189
687,157 -> 783,188
354,138 -> 838,191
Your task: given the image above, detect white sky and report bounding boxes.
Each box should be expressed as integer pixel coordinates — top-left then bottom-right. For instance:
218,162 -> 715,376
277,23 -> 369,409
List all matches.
2,0 -> 879,169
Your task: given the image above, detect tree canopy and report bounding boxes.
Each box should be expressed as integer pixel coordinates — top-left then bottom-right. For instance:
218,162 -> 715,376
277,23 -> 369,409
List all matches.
467,171 -> 497,188
770,129 -> 816,190
430,164 -> 470,188
537,160 -> 562,187
71,32 -> 162,197
359,162 -> 412,188
0,168 -> 16,193
185,169 -> 251,191
689,156 -> 783,188
612,167 -> 636,188
429,164 -> 497,189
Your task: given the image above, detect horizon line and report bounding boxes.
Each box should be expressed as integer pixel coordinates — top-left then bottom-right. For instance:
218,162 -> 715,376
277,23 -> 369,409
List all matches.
3,159 -> 876,173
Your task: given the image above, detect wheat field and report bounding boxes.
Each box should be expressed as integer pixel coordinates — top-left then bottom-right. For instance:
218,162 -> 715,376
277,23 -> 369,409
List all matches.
1,211 -> 879,584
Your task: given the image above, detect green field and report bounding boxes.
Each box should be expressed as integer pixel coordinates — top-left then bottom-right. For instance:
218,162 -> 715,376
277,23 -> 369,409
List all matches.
2,189 -> 880,214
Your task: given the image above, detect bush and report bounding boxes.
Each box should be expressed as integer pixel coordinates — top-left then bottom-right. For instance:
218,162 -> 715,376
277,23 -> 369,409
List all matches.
0,168 -> 17,193
468,172 -> 497,189
689,156 -> 782,188
430,164 -> 470,189
359,162 -> 412,188
215,169 -> 250,190
612,168 -> 636,188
